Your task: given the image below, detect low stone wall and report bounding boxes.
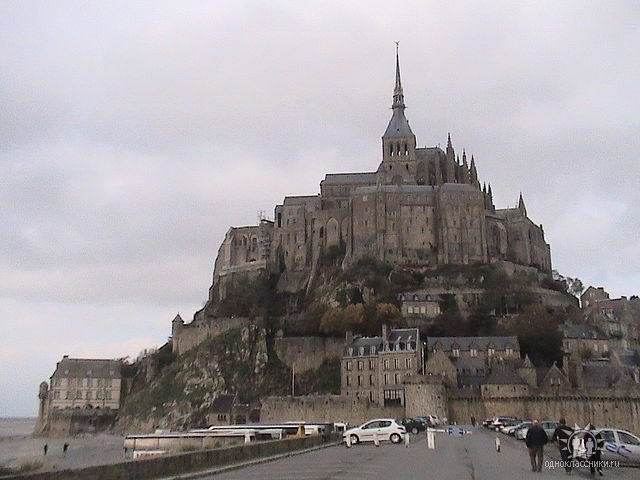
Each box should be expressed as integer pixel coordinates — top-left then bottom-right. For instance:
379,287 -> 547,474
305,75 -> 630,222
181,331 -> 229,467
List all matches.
274,337 -> 344,373
40,409 -> 118,438
173,317 -> 252,355
261,395 -> 405,426
1,435 -> 335,480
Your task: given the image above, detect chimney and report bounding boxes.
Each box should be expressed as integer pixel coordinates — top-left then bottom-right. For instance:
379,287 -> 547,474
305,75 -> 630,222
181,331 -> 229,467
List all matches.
382,324 -> 389,351
345,330 -> 353,346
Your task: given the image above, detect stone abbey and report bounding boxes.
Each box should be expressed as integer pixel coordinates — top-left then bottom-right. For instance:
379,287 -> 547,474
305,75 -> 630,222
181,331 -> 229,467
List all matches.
210,50 -> 551,301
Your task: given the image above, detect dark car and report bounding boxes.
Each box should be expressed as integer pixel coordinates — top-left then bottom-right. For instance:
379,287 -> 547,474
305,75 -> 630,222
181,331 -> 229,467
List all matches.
397,417 -> 426,434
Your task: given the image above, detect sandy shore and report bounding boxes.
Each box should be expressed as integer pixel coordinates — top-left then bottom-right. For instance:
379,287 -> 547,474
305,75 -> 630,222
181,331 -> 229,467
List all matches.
0,433 -> 127,472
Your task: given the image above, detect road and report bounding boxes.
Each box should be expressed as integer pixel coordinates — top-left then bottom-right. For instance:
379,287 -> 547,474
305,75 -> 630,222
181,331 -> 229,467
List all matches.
201,427 -> 636,480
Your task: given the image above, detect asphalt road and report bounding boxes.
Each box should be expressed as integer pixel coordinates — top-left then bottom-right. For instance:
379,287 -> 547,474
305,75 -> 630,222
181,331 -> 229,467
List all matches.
202,427 -> 636,480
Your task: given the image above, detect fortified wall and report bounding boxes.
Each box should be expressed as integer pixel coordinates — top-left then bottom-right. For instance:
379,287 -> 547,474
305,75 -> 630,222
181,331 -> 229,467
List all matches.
171,315 -> 252,355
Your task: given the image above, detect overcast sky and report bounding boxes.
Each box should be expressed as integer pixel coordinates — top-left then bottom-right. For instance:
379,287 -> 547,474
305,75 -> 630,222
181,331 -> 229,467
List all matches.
2,1 -> 639,417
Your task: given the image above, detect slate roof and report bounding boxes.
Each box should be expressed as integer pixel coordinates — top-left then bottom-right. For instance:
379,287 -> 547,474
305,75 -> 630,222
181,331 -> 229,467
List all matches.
51,357 -> 121,379
483,366 -> 527,385
323,173 -> 377,184
283,195 -> 319,206
383,108 -> 414,138
614,349 -> 640,368
582,361 -> 619,388
453,357 -> 486,372
211,394 -> 236,414
427,336 -> 519,350
559,323 -> 609,340
398,293 -> 444,302
388,328 -> 420,344
416,147 -> 445,158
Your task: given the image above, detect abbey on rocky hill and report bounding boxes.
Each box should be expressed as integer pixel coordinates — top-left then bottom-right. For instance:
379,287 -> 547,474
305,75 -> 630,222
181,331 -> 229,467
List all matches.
210,49 -> 551,301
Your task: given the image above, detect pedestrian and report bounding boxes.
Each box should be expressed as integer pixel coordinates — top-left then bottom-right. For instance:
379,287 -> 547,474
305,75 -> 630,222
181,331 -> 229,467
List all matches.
43,444 -> 48,456
587,424 -> 603,476
63,443 -> 69,456
525,419 -> 548,473
470,415 -> 476,427
552,418 -> 573,475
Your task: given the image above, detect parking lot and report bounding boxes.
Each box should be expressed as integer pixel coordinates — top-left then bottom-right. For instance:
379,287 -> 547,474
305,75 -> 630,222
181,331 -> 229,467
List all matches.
199,426 -> 638,480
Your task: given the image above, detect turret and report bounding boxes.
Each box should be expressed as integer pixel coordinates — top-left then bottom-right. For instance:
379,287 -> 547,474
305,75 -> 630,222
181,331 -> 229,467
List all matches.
461,150 -> 470,184
445,133 -> 456,183
518,192 -> 527,216
470,155 -> 479,188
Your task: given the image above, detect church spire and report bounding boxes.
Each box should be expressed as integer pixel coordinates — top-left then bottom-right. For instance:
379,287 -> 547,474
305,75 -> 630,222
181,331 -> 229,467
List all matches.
518,192 -> 527,216
393,41 -> 405,109
383,43 -> 414,138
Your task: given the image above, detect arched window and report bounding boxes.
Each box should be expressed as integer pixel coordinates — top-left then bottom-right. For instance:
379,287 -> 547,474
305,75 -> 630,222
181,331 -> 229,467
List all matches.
404,143 -> 408,155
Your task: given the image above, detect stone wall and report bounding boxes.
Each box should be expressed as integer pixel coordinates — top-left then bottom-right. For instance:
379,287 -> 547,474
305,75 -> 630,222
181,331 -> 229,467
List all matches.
41,409 -> 118,438
5,435 -> 336,480
172,317 -> 252,355
261,395 -> 404,426
447,394 -> 640,432
404,382 -> 448,420
274,337 -> 344,373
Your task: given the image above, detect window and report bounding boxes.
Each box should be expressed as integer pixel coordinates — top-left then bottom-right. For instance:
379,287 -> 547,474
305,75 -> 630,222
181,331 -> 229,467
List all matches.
452,348 -> 460,357
394,359 -> 399,369
357,361 -> 364,371
369,360 -> 375,369
383,359 -> 389,369
506,347 -> 513,355
618,432 -> 640,446
384,374 -> 389,385
470,348 -> 477,357
357,376 -> 362,386
407,306 -> 414,314
488,348 -> 495,356
405,358 -> 412,369
420,306 -> 426,314
346,361 -> 352,371
359,347 -> 365,355
346,376 -> 351,386
394,373 -> 400,384
369,375 -> 374,386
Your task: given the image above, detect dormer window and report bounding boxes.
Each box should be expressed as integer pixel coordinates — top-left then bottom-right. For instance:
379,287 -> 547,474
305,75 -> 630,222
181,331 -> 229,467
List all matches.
452,348 -> 460,358
488,347 -> 495,356
348,347 -> 353,356
470,347 -> 477,358
359,347 -> 365,355
506,347 -> 513,356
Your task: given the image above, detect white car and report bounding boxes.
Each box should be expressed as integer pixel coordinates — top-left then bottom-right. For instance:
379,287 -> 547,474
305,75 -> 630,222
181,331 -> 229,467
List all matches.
342,419 -> 406,445
596,428 -> 640,464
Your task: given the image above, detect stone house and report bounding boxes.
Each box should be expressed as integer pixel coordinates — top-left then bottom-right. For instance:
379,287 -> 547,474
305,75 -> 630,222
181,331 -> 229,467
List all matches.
581,286 -> 640,349
427,336 -> 520,363
341,325 -> 423,407
398,293 -> 442,319
46,356 -> 122,410
559,322 -> 610,358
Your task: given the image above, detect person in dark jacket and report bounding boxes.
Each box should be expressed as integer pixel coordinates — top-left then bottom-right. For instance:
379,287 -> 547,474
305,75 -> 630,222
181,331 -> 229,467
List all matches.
525,420 -> 549,472
552,418 -> 573,474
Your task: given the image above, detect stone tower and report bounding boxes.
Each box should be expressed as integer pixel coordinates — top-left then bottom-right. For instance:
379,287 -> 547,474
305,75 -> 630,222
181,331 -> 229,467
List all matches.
377,44 -> 417,185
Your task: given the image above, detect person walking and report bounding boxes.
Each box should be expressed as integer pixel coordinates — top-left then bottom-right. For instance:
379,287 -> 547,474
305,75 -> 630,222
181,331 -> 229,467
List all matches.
552,418 -> 573,475
43,444 -> 48,456
63,443 -> 69,456
525,420 -> 548,472
587,424 -> 603,476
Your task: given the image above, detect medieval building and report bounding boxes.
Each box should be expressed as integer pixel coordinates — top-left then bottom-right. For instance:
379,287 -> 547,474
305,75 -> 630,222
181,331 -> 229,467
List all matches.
208,50 -> 552,303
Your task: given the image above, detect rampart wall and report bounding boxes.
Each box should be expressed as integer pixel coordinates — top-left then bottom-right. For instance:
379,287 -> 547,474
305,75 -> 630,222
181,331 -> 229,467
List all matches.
261,395 -> 404,426
172,317 -> 252,355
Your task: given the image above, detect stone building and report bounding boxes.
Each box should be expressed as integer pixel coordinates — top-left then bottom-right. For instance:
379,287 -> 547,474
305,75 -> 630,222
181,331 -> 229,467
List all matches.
341,325 -> 423,406
398,293 -> 442,319
427,336 -> 520,363
581,286 -> 640,349
559,322 -> 610,358
206,49 -> 552,304
46,356 -> 122,410
35,356 -> 122,436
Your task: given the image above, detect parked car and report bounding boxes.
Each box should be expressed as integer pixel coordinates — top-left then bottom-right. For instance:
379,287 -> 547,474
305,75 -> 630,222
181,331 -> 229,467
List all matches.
489,417 -> 518,431
499,419 -> 522,434
596,428 -> 640,464
342,419 -> 406,445
398,418 -> 426,434
540,421 -> 562,438
509,421 -> 532,438
514,424 -> 531,440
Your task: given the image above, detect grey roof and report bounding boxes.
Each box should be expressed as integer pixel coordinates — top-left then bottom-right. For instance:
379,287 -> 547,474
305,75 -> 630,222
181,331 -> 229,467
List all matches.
283,195 -> 319,206
383,108 -> 414,138
416,147 -> 445,158
398,293 -> 443,302
428,336 -> 519,350
354,185 -> 436,195
582,361 -> 619,388
51,357 -> 121,379
559,323 -> 609,340
350,337 -> 383,349
211,394 -> 236,414
483,366 -> 527,385
614,349 -> 640,368
322,172 -> 377,184
388,328 -> 420,343
453,357 -> 486,371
